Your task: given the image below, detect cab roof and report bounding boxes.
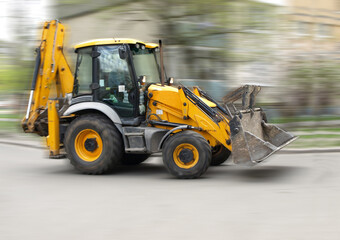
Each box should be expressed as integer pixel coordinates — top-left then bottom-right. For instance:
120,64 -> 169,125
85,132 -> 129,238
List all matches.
74,38 -> 158,49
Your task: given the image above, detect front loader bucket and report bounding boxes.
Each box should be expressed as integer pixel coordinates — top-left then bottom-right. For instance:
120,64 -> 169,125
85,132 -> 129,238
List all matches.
229,110 -> 297,165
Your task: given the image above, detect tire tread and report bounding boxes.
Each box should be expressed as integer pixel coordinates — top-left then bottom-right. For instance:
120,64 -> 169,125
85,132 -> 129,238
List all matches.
64,113 -> 123,174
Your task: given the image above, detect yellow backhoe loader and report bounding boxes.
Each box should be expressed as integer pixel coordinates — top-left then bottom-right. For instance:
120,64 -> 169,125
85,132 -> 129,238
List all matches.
22,20 -> 297,178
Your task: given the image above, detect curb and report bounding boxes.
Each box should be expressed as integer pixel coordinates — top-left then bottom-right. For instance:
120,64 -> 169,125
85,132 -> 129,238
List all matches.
0,118 -> 19,122
279,148 -> 340,154
0,140 -> 44,150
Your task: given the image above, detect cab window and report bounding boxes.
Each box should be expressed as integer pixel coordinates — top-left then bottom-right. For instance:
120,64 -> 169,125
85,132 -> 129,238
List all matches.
74,47 -> 92,95
97,45 -> 135,117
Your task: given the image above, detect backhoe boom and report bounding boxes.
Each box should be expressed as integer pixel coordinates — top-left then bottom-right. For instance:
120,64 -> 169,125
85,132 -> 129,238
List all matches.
22,20 -> 73,134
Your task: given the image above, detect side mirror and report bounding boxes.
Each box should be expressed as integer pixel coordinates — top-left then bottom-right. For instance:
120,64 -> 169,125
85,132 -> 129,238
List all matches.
138,75 -> 146,86
119,47 -> 127,59
166,77 -> 174,86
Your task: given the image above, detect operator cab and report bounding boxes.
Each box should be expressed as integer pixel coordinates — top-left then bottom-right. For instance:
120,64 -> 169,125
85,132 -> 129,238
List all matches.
72,39 -> 162,125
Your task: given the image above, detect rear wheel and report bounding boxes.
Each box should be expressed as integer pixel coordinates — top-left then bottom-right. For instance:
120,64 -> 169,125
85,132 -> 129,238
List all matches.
162,131 -> 211,179
211,145 -> 231,166
121,154 -> 150,165
64,114 -> 123,174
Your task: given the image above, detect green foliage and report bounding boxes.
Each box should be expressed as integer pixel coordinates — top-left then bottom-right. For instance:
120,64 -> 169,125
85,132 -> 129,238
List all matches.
285,60 -> 340,114
288,60 -> 340,88
299,134 -> 340,139
0,65 -> 32,93
294,127 -> 340,132
0,121 -> 20,130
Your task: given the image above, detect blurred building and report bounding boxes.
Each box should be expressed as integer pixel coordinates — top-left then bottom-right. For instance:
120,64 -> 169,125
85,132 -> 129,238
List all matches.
55,0 -> 159,68
56,0 -> 284,100
279,0 -> 340,115
287,0 -> 340,59
51,0 -> 339,112
0,0 -> 52,61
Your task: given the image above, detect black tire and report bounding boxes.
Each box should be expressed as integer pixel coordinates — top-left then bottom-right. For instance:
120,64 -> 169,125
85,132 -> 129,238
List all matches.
211,145 -> 231,166
162,131 -> 211,179
64,114 -> 123,174
121,153 -> 150,165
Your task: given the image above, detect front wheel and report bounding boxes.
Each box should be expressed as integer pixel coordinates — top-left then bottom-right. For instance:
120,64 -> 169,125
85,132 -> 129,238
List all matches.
64,114 -> 123,174
162,131 -> 211,179
211,145 -> 231,166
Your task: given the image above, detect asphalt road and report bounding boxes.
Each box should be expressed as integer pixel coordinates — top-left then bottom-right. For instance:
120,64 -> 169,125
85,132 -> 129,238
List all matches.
1,144 -> 340,240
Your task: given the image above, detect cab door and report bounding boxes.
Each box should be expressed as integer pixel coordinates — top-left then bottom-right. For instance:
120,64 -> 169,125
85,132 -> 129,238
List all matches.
95,45 -> 138,118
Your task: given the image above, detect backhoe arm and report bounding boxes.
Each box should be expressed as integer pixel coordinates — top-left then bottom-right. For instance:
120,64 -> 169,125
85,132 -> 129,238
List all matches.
22,20 -> 73,134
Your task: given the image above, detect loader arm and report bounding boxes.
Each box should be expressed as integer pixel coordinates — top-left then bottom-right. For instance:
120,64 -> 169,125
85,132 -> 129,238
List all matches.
147,84 -> 232,151
22,20 -> 74,134
147,83 -> 297,165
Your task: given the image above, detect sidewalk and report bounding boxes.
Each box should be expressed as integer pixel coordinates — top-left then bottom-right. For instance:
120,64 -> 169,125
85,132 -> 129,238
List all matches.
0,118 -> 19,122
0,131 -> 44,150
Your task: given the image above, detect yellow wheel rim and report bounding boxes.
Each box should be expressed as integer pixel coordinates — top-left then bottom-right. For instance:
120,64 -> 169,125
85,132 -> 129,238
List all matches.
75,129 -> 103,162
173,143 -> 199,169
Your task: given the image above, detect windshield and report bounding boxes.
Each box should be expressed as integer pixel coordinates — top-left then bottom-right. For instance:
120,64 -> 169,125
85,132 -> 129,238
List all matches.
130,46 -> 161,84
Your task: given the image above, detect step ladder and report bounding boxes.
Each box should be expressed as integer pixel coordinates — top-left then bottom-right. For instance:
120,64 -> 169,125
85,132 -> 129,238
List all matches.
123,127 -> 147,153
